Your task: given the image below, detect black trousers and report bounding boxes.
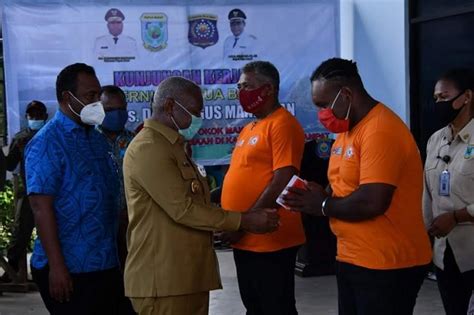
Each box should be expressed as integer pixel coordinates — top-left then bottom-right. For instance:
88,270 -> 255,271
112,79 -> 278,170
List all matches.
233,246 -> 299,315
336,261 -> 428,315
32,265 -> 123,315
435,242 -> 474,315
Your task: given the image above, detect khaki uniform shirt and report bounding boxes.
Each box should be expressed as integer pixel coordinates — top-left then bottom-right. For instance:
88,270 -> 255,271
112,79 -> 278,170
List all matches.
423,118 -> 474,272
123,119 -> 241,297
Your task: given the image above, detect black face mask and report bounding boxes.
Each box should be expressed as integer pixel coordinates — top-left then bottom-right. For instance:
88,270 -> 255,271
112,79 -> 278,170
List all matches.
434,92 -> 465,126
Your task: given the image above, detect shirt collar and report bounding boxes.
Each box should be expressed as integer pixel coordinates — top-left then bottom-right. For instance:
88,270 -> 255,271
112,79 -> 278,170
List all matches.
446,118 -> 474,144
144,119 -> 183,144
456,118 -> 474,143
96,126 -> 134,140
55,110 -> 84,132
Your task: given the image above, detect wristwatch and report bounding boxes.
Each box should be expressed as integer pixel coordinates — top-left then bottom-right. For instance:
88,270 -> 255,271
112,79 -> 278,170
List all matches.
321,197 -> 330,216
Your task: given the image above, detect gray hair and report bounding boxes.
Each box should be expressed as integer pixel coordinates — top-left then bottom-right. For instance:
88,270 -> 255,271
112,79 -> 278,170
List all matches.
152,77 -> 200,112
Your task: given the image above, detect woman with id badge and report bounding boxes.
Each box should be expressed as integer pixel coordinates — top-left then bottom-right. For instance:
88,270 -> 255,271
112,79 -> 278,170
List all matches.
423,68 -> 474,315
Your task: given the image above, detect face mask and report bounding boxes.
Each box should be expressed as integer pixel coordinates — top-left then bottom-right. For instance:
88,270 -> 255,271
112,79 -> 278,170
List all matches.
68,92 -> 105,125
318,89 -> 351,133
434,92 -> 464,125
28,120 -> 45,131
170,100 -> 203,140
101,109 -> 128,132
238,84 -> 271,114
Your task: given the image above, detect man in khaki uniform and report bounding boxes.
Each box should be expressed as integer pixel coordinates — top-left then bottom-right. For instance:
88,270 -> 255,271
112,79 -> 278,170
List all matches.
123,76 -> 279,315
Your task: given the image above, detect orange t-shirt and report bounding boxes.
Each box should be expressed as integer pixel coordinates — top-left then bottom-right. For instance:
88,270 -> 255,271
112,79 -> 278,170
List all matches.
222,107 -> 306,252
328,103 -> 432,270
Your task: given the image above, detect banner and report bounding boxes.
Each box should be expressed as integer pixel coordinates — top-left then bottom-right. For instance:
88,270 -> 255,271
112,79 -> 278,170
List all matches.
3,1 -> 339,165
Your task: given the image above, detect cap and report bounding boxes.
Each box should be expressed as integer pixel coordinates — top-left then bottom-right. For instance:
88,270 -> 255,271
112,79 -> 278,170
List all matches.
26,100 -> 47,114
228,8 -> 246,21
105,8 -> 125,22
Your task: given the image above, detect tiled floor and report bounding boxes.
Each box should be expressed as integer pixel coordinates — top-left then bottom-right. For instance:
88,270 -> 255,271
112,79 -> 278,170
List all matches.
0,250 -> 445,315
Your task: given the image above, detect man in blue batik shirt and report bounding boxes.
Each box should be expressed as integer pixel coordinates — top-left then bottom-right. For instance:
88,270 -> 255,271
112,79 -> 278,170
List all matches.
25,63 -> 122,315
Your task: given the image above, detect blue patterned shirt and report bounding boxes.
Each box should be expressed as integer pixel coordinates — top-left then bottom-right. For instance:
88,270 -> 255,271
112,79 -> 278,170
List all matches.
25,110 -> 120,273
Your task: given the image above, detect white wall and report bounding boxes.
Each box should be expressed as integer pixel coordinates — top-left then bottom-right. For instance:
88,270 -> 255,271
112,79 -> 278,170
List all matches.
340,0 -> 409,124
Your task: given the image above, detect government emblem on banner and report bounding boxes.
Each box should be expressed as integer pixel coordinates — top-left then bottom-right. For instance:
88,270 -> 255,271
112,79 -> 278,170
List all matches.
140,13 -> 168,52
188,14 -> 219,49
316,140 -> 332,159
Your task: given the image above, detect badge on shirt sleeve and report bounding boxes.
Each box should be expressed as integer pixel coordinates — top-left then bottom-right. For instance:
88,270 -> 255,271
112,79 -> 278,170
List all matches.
465,144 -> 474,159
191,179 -> 202,194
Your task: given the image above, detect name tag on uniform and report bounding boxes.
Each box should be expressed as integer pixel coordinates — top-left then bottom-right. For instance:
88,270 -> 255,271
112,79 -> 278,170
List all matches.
439,170 -> 450,196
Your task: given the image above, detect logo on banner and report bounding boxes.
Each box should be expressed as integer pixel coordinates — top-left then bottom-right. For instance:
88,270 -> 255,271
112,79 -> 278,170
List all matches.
316,140 -> 332,159
140,13 -> 168,52
188,14 -> 219,49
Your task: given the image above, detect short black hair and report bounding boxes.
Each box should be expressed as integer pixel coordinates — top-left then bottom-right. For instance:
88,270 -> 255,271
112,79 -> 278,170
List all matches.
56,63 -> 96,103
101,85 -> 126,102
310,58 -> 363,87
242,61 -> 280,92
438,68 -> 474,92
26,100 -> 47,114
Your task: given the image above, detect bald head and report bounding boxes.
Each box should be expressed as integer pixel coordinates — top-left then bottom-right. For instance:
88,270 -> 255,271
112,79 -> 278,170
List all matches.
153,77 -> 202,112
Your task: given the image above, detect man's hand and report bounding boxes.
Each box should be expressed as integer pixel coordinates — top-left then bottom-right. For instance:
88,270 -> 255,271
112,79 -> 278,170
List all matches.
241,208 -> 279,234
428,212 -> 457,238
49,263 -> 73,303
218,231 -> 245,244
281,182 -> 328,216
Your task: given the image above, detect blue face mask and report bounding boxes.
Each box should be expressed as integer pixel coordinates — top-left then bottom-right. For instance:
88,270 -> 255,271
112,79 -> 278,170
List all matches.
170,101 -> 203,140
28,120 -> 45,131
101,109 -> 128,132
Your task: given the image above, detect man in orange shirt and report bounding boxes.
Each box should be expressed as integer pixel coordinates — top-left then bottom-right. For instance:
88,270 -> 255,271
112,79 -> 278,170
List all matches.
283,58 -> 432,315
221,61 -> 305,315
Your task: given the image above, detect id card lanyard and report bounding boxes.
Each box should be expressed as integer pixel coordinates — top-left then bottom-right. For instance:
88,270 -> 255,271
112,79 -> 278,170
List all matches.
438,142 -> 451,196
439,168 -> 450,196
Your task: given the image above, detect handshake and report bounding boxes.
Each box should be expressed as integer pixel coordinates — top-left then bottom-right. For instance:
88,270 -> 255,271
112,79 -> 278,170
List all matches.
217,208 -> 280,245
241,208 -> 280,234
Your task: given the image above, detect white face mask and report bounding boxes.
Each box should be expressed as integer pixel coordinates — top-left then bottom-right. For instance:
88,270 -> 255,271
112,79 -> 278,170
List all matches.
68,91 -> 105,125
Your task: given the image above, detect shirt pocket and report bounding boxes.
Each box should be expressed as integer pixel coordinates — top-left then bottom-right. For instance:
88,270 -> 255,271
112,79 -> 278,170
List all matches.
456,156 -> 474,175
453,157 -> 474,199
178,160 -> 198,180
425,157 -> 439,171
424,159 -> 440,195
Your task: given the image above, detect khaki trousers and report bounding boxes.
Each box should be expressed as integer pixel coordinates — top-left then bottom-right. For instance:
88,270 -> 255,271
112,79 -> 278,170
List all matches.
130,292 -> 209,315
